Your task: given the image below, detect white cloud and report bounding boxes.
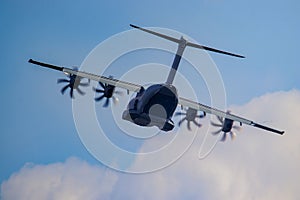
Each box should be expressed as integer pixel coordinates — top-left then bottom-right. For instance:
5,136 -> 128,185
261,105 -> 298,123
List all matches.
1,158 -> 118,200
2,90 -> 300,200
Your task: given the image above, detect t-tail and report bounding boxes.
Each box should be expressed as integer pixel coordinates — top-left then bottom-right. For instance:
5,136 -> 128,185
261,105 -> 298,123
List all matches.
130,24 -> 244,84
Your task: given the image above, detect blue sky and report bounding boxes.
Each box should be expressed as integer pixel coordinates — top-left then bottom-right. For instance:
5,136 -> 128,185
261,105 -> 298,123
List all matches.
1,0 -> 299,199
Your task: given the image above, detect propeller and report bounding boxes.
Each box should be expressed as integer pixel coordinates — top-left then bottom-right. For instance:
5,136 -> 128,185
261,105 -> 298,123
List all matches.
93,76 -> 123,107
57,67 -> 89,98
210,111 -> 241,142
175,107 -> 206,131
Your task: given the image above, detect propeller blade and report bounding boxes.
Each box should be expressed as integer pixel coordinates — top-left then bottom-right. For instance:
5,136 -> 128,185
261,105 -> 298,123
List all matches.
99,82 -> 105,89
230,131 -> 236,140
178,117 -> 186,127
70,87 -> 74,98
212,129 -> 222,135
93,87 -> 104,93
221,133 -> 227,142
217,116 -> 223,123
211,121 -> 222,127
193,119 -> 202,128
61,84 -> 69,94
175,112 -> 185,116
103,98 -> 110,107
187,121 -> 191,131
77,87 -> 85,95
57,79 -> 69,84
95,95 -> 105,102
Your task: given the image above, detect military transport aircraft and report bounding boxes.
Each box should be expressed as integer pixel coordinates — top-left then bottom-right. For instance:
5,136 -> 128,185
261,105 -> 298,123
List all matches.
28,24 -> 284,141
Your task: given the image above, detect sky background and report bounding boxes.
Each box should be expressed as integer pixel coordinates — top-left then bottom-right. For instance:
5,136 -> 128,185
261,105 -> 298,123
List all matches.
1,0 -> 299,199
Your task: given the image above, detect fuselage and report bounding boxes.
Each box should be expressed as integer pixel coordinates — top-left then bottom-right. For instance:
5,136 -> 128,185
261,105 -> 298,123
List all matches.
122,84 -> 178,131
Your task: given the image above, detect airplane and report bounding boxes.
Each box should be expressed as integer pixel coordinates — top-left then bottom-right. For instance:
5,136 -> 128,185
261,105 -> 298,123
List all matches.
28,24 -> 284,141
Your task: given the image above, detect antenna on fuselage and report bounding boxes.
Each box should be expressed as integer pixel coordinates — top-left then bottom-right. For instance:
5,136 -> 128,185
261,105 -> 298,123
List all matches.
129,24 -> 245,85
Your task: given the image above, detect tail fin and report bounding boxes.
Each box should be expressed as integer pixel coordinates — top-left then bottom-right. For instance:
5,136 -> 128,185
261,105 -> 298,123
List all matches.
130,24 -> 244,58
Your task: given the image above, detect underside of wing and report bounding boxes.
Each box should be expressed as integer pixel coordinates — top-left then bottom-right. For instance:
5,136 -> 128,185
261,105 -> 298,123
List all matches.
63,68 -> 142,92
178,97 -> 284,135
29,59 -> 142,93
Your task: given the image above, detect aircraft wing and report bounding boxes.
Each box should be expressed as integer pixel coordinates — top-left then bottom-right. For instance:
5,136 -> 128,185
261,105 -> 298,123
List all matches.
28,59 -> 142,92
178,97 -> 284,135
29,59 -> 284,135
63,68 -> 142,92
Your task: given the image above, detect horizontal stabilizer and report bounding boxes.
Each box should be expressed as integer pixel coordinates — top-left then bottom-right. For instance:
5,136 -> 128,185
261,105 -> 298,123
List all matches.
186,42 -> 245,58
130,24 -> 245,58
130,24 -> 180,43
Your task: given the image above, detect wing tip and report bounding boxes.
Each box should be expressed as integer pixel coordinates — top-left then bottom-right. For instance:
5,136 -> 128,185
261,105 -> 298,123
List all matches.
251,122 -> 285,135
130,24 -> 139,29
279,130 -> 285,135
